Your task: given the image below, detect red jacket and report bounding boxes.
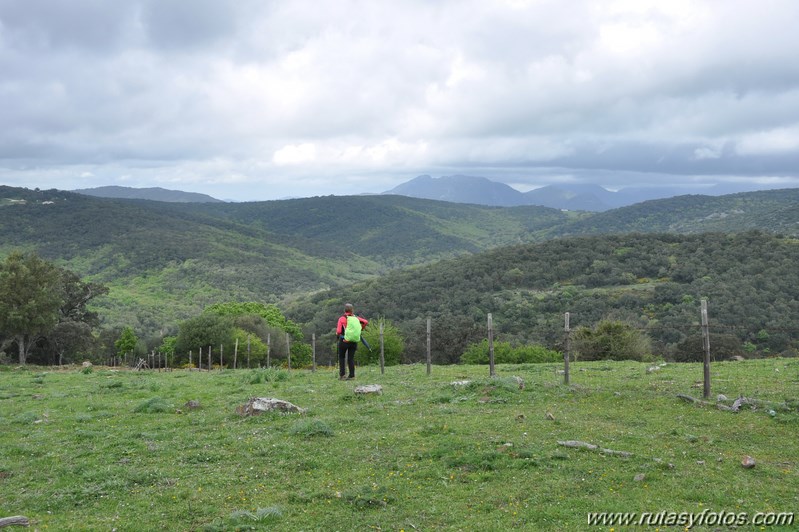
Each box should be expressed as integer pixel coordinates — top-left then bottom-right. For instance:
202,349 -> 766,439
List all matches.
337,312 -> 368,337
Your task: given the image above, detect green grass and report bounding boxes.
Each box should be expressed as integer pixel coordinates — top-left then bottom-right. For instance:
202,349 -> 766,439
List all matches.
1,360 -> 798,530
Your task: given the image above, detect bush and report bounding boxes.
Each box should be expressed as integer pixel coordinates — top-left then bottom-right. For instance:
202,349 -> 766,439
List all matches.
460,340 -> 561,364
357,317 -> 404,367
572,320 -> 651,361
246,367 -> 290,384
134,397 -> 172,413
673,333 -> 743,362
289,419 -> 333,438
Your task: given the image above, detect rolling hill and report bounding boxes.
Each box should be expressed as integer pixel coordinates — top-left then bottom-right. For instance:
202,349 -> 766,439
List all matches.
0,187 -> 575,333
2,185 -> 799,344
72,185 -> 224,203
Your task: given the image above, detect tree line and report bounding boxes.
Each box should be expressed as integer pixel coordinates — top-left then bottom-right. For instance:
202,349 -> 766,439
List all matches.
4,230 -> 799,367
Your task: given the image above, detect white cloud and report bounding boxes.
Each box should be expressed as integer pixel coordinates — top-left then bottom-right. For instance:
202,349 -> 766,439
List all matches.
272,143 -> 317,166
736,127 -> 799,156
694,146 -> 722,160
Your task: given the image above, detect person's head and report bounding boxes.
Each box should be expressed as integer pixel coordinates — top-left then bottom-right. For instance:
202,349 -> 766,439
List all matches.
344,303 -> 354,314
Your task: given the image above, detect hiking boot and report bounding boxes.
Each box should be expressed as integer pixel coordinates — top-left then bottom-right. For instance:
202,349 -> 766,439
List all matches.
346,376 -> 355,380
339,375 -> 347,380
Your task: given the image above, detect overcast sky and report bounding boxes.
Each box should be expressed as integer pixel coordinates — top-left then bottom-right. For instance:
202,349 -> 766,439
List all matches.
2,0 -> 799,201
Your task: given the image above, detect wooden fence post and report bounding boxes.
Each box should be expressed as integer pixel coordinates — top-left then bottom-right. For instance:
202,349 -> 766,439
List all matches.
266,333 -> 271,368
312,333 -> 316,372
207,345 -> 211,371
564,312 -> 571,385
379,320 -> 385,375
198,347 -> 202,370
247,335 -> 251,369
286,333 -> 291,370
488,313 -> 496,377
426,317 -> 432,375
234,338 -> 239,369
701,299 -> 711,399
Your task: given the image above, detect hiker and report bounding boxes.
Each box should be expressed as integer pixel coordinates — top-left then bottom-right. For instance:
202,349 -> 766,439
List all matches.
336,303 -> 368,380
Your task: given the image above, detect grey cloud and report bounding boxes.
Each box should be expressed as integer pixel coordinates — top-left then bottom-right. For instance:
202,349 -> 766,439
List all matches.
139,0 -> 242,50
0,0 -> 135,51
2,0 -> 799,201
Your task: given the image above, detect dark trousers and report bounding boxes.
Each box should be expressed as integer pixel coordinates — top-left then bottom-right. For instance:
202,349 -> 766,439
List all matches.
338,339 -> 357,377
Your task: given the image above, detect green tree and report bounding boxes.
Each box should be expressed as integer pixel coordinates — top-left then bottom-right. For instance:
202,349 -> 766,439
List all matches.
0,252 -> 64,364
158,336 -> 178,360
174,314 -> 234,364
115,327 -> 139,362
204,302 -> 303,340
572,320 -> 652,361
359,317 -> 405,366
50,321 -> 93,365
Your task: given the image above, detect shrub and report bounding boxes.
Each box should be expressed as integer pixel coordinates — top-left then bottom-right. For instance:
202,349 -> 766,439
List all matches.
134,397 -> 172,413
572,320 -> 651,361
460,340 -> 561,364
289,419 -> 333,438
673,333 -> 743,362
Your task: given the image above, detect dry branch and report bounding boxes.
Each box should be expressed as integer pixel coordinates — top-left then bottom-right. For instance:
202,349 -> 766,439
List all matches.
676,394 -> 734,411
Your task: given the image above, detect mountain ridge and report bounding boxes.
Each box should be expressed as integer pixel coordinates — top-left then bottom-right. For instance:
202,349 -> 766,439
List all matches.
384,174 -> 789,211
73,185 -> 224,203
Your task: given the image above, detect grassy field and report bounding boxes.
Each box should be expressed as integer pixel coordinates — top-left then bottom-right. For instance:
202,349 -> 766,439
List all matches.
1,359 -> 797,531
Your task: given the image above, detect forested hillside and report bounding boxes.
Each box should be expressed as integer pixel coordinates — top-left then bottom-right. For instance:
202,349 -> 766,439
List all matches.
287,232 -> 799,363
0,187 -> 574,334
2,185 -> 799,357
547,188 -> 799,237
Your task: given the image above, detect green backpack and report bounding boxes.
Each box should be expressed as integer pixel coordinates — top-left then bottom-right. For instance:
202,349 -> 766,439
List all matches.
344,315 -> 362,343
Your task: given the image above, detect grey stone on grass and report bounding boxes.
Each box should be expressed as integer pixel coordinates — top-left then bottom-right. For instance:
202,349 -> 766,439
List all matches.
354,384 -> 383,395
237,397 -> 306,416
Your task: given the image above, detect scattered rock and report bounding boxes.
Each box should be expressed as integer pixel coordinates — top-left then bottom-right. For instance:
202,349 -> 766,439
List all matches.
0,516 -> 30,528
732,397 -> 753,412
82,361 -> 92,368
634,473 -> 646,482
697,460 -> 705,465
511,375 -> 525,390
354,384 -> 383,395
741,455 -> 756,469
717,394 -> 728,402
516,414 -> 526,421
184,400 -> 201,410
545,412 -> 556,420
451,380 -> 471,386
730,355 -> 746,361
237,397 -> 306,416
646,366 -> 660,374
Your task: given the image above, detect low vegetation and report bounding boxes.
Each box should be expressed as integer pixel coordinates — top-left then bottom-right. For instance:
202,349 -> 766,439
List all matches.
1,359 -> 797,530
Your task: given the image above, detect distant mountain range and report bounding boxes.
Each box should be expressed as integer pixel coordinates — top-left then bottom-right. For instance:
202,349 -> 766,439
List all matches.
384,174 -> 785,211
73,186 -> 223,203
69,179 -> 785,211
